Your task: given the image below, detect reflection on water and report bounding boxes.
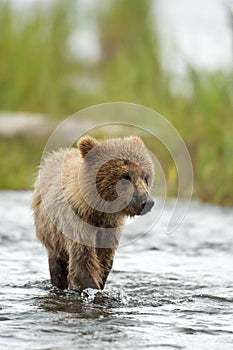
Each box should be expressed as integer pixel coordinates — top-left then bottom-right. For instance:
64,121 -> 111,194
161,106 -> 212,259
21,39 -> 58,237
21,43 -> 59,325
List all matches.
0,191 -> 233,350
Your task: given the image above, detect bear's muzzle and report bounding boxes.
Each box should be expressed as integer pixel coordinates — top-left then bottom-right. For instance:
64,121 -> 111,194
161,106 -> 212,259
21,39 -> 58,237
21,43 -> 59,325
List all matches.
139,195 -> 155,215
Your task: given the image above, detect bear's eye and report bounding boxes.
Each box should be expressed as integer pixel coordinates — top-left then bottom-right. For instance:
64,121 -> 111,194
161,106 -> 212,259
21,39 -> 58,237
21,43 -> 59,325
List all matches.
144,175 -> 149,186
121,174 -> 131,182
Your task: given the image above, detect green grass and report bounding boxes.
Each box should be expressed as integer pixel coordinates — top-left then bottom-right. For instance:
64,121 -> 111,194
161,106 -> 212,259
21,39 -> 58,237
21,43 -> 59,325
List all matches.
0,0 -> 232,205
0,0 -> 84,115
0,136 -> 45,189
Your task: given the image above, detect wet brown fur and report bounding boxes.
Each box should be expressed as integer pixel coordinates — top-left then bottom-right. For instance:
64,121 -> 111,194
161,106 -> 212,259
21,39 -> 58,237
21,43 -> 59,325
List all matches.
31,136 -> 154,292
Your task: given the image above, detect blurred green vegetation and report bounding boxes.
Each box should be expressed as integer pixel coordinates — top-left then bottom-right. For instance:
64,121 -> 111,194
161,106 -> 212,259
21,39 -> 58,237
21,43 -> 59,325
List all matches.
0,0 -> 86,114
0,136 -> 46,189
0,0 -> 232,205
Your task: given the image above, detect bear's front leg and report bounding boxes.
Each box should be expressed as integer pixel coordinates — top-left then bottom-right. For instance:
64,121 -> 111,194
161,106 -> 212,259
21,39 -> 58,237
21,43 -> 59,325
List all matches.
68,243 -> 103,292
48,253 -> 69,290
96,248 -> 116,289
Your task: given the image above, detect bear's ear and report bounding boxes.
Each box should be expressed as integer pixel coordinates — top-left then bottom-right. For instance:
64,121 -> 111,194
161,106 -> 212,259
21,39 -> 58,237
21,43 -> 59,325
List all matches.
128,136 -> 144,145
77,136 -> 99,158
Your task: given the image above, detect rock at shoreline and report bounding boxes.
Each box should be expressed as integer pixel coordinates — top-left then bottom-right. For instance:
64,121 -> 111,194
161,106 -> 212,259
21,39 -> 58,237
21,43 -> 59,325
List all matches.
0,112 -> 52,137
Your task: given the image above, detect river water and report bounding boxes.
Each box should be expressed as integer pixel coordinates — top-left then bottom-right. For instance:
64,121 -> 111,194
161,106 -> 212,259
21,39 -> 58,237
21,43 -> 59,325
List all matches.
0,191 -> 232,349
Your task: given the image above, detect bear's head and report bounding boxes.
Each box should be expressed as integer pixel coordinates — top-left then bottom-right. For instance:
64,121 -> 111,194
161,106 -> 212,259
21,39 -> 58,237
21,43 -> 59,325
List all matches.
77,136 -> 154,217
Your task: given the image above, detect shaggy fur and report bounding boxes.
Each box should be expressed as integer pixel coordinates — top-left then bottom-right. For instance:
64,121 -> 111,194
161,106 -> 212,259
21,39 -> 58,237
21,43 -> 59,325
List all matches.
32,136 -> 154,292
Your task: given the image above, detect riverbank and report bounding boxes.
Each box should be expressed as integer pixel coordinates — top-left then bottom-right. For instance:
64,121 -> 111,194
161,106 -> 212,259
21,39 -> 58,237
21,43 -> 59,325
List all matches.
0,110 -> 232,207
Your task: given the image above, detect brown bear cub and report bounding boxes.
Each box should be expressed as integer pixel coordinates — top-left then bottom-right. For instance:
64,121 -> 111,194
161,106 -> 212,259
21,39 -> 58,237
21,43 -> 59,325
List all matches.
32,136 -> 154,292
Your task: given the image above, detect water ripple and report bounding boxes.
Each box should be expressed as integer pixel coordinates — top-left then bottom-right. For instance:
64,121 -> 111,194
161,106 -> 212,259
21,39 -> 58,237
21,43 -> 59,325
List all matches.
0,191 -> 233,350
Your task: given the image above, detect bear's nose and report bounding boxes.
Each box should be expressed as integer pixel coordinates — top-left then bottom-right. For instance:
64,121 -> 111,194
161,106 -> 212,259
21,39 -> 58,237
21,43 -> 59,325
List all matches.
141,196 -> 154,211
